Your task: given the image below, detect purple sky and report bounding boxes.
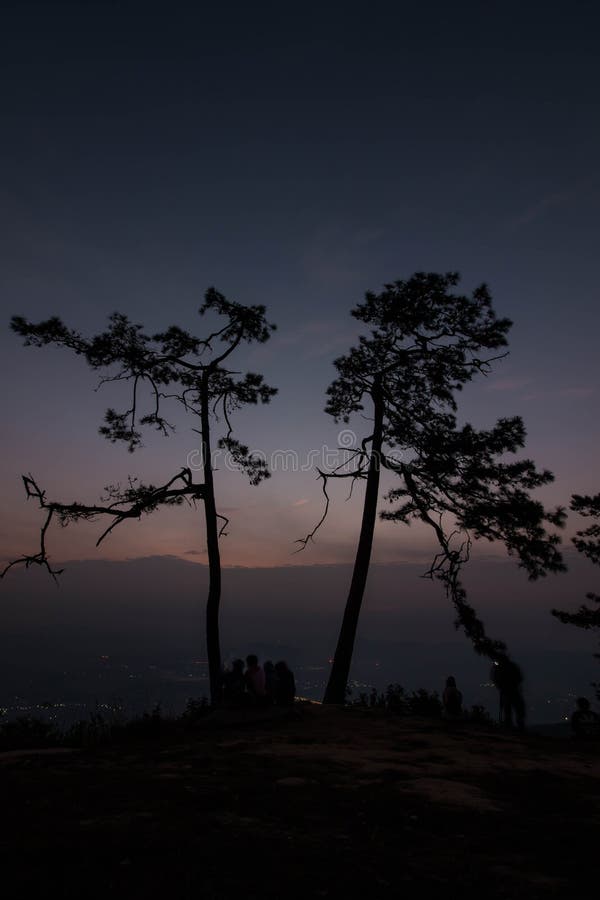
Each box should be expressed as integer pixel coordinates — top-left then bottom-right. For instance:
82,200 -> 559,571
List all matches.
1,1 -> 599,634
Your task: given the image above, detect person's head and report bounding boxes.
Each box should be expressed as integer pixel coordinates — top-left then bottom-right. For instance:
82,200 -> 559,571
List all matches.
576,697 -> 591,711
246,654 -> 259,668
275,660 -> 289,675
264,660 -> 274,673
446,676 -> 456,688
232,659 -> 244,674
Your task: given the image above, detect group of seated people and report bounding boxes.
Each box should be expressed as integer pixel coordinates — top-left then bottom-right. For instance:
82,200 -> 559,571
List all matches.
221,654 -> 296,708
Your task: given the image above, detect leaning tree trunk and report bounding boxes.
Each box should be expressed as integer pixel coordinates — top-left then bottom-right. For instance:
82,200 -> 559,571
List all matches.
200,373 -> 223,706
323,379 -> 384,704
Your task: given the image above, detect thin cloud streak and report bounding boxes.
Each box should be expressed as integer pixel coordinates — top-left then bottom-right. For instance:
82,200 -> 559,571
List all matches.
509,176 -> 598,229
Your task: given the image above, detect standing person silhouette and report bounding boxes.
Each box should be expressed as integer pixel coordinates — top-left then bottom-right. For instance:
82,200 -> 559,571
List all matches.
244,654 -> 266,704
571,697 -> 600,739
442,675 -> 463,719
491,655 -> 525,731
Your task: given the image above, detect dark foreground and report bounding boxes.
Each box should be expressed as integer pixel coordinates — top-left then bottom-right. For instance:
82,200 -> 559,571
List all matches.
1,705 -> 598,899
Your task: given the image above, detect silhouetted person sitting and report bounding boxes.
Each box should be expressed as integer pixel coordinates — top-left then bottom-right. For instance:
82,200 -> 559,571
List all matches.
442,675 -> 463,719
491,655 -> 525,731
263,660 -> 276,703
571,697 -> 600,739
222,659 -> 247,707
274,660 -> 296,706
245,654 -> 267,704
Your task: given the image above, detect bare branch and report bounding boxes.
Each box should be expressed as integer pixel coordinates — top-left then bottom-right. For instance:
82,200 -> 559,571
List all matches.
1,470 -> 206,580
217,513 -> 230,538
222,394 -> 234,440
1,508 -> 63,582
295,447 -> 371,552
209,324 -> 245,368
401,466 -> 506,659
295,469 -> 332,552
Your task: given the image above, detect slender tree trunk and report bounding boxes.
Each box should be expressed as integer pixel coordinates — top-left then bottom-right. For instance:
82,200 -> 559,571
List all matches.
323,379 -> 384,704
200,372 -> 222,706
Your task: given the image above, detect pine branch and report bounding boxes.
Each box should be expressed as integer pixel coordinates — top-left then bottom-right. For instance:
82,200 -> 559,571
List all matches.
1,470 -> 206,581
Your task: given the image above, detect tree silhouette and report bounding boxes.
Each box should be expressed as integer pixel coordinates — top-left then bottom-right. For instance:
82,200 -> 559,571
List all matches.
3,289 -> 277,704
300,272 -> 565,704
552,493 -> 600,699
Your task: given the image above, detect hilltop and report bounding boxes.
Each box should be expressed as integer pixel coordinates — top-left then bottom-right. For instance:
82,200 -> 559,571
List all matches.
1,705 -> 598,899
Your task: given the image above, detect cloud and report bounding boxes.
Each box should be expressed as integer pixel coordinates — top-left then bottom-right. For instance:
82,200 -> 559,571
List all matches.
292,499 -> 309,507
300,222 -> 386,294
510,177 -> 597,229
556,387 -> 595,399
276,320 -> 357,360
513,190 -> 577,227
487,377 -> 532,392
523,385 -> 595,403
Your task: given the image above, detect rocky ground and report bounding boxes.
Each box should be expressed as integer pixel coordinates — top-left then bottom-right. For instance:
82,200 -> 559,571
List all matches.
1,705 -> 598,899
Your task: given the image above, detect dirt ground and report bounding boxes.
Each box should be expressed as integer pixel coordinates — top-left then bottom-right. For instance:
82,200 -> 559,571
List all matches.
1,705 -> 598,899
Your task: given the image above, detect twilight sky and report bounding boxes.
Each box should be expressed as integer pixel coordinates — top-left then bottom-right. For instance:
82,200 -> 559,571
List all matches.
1,0 -> 599,591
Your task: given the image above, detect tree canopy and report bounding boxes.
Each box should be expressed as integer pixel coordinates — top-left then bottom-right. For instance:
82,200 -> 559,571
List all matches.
552,493 -> 600,699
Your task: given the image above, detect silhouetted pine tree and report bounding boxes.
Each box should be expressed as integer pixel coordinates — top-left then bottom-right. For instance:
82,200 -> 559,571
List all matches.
300,273 -> 565,704
5,290 -> 277,704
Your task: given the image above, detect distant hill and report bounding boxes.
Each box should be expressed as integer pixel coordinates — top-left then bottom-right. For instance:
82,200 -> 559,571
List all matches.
1,555 -> 598,723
